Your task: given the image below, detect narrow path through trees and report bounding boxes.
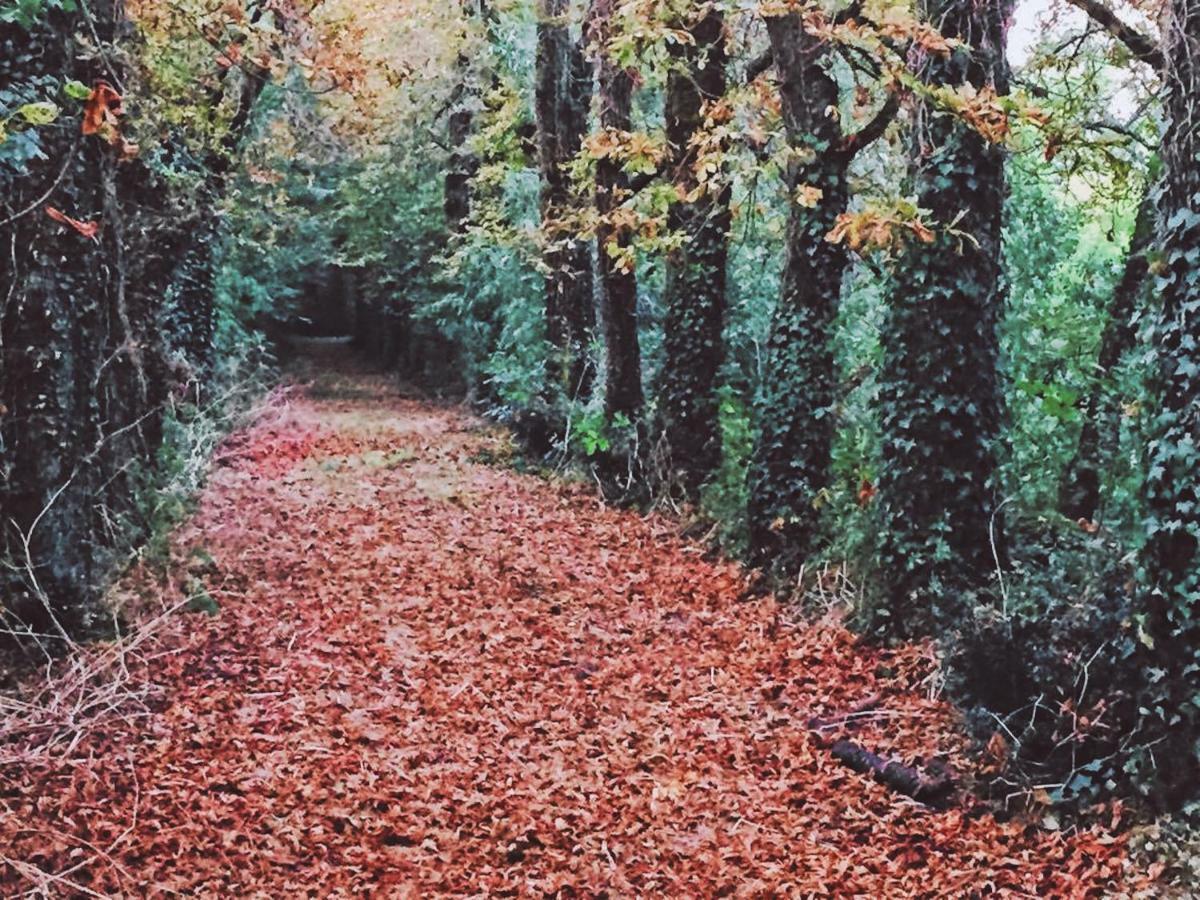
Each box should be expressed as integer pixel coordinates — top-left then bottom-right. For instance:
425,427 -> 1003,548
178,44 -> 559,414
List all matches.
1,353 -> 1134,895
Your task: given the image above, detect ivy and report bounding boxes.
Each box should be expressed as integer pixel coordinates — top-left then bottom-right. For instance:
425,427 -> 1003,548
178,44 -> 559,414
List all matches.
1138,0 -> 1200,802
872,0 -> 1014,635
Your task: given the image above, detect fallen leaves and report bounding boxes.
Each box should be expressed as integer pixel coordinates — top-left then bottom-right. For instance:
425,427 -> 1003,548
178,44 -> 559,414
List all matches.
0,363 -> 1144,896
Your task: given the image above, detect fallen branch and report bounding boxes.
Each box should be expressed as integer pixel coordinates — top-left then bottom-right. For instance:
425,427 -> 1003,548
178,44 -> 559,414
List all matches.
830,739 -> 957,806
809,696 -> 957,807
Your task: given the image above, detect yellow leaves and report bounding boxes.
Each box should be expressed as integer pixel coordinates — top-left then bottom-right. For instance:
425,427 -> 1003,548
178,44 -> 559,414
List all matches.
16,102 -> 60,126
583,128 -> 665,176
827,199 -> 936,254
932,83 -> 1011,145
794,184 -> 825,208
0,101 -> 61,147
605,239 -> 638,275
604,0 -> 699,69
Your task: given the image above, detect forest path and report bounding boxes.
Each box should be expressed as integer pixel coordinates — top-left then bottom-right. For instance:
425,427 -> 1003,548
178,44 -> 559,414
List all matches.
1,350 -> 1132,896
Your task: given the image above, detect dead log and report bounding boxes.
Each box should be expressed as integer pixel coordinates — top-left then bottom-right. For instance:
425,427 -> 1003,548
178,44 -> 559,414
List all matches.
830,738 -> 957,807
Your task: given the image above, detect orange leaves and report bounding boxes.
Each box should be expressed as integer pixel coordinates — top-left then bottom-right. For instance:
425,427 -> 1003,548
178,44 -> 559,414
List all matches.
857,478 -> 877,508
45,205 -> 100,241
216,41 -> 244,70
81,81 -> 122,137
827,200 -> 936,254
947,84 -> 1011,145
583,127 -> 664,175
81,80 -> 139,160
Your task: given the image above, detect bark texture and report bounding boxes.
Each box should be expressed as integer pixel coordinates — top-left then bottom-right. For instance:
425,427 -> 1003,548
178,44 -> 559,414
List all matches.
0,6 -> 163,638
875,0 -> 1014,634
1141,0 -> 1200,801
587,0 -> 643,425
536,0 -> 596,401
660,7 -> 730,501
746,11 -> 895,576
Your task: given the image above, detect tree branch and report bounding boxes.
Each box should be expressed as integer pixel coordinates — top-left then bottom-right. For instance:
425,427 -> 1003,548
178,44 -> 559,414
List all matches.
838,93 -> 900,159
745,48 -> 774,83
749,0 -> 863,84
1063,0 -> 1163,70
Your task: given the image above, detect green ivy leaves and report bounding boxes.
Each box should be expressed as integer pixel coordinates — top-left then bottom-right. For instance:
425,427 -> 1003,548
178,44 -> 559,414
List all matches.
0,0 -> 78,30
0,99 -> 58,146
63,79 -> 90,101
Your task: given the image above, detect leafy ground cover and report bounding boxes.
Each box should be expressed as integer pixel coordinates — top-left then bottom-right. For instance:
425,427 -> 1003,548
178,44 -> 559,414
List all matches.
0,357 -> 1144,896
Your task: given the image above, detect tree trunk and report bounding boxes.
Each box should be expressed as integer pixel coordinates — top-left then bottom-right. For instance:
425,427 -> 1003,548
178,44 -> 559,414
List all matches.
0,5 -> 151,639
875,0 -> 1014,635
444,1 -> 496,234
0,3 -> 269,642
659,7 -> 730,501
1141,0 -> 1200,804
746,11 -> 895,576
587,0 -> 643,425
445,102 -> 478,233
536,0 -> 596,402
1059,188 -> 1155,522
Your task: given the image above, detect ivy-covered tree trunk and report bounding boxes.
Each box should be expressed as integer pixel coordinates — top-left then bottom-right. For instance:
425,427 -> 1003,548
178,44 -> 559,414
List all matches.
587,0 -> 642,426
746,12 -> 895,575
875,0 -> 1013,635
1141,0 -> 1200,801
0,5 -> 161,639
659,6 -> 730,501
536,0 -> 595,401
1059,187 -> 1155,523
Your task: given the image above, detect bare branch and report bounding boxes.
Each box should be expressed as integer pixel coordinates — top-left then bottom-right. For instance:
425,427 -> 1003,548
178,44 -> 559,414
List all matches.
1063,0 -> 1164,70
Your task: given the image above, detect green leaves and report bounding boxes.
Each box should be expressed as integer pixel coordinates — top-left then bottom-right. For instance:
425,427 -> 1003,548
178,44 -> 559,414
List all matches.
16,100 -> 58,124
0,98 -> 58,146
63,79 -> 91,101
0,0 -> 78,29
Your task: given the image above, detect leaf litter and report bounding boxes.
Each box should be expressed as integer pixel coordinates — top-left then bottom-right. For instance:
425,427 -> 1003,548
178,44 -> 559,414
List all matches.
0,367 -> 1143,897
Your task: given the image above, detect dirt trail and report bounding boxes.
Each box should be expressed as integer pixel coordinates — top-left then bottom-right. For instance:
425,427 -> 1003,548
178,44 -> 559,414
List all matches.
1,358 -> 1134,896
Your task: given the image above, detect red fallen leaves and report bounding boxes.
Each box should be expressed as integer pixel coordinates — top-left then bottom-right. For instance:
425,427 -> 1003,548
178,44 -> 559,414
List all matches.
0,364 -> 1147,896
45,204 -> 100,240
214,419 -> 323,479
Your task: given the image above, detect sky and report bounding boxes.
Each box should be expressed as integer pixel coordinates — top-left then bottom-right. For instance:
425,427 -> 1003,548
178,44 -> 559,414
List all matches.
1010,0 -> 1082,66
